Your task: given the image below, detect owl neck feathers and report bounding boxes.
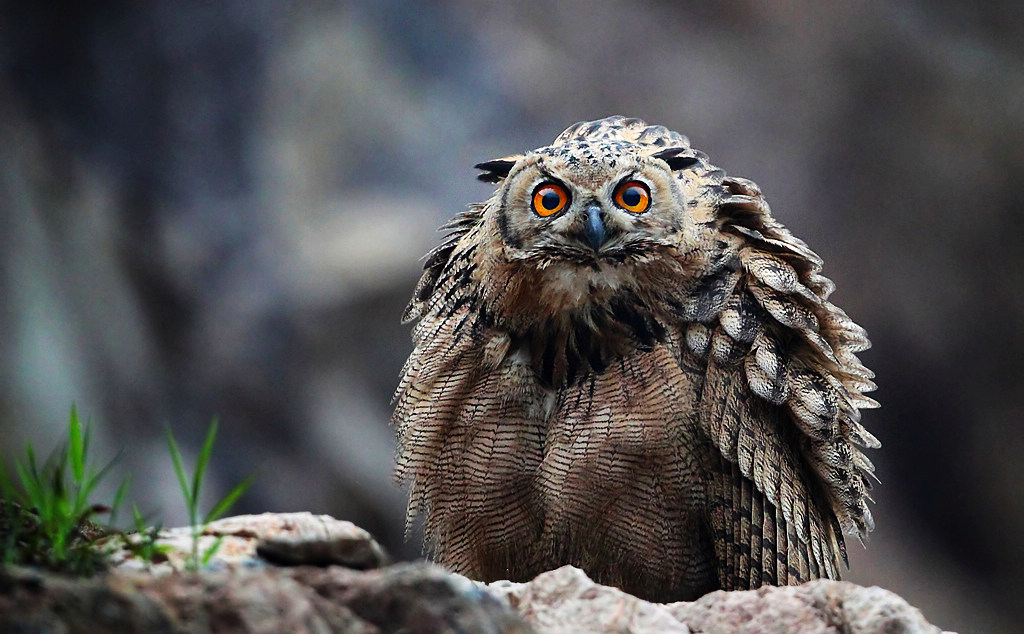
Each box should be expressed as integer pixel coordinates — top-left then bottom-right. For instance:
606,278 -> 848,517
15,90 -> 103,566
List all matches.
513,292 -> 670,388
474,244 -> 738,388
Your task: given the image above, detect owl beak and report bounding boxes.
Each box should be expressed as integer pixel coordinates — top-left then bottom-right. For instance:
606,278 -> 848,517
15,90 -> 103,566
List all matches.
583,205 -> 608,252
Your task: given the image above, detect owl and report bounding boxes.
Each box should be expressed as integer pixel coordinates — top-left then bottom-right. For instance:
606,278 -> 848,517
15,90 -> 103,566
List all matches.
393,116 -> 878,602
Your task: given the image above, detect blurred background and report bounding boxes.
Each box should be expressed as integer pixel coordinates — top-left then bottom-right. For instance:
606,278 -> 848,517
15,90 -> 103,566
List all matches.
1,1 -> 1021,631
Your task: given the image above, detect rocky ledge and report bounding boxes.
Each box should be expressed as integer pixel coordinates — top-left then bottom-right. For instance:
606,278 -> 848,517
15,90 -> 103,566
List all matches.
0,513 -> 951,633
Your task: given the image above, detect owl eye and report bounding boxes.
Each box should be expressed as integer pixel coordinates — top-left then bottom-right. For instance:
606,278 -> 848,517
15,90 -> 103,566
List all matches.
532,182 -> 570,217
613,181 -> 651,214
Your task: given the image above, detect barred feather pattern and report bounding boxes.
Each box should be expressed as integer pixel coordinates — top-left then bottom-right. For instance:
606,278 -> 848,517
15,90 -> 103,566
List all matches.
393,116 -> 877,601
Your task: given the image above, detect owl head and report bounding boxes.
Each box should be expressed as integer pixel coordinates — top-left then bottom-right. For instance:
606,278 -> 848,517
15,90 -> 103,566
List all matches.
478,141 -> 702,259
470,117 -> 724,320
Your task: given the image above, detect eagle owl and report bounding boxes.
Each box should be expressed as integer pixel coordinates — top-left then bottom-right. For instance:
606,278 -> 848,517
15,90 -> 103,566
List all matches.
393,116 -> 878,602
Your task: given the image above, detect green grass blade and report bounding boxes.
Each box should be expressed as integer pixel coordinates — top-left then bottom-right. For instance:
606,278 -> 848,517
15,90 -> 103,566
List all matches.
201,535 -> 225,565
109,475 -> 131,527
164,427 -> 192,507
51,452 -> 68,502
68,406 -> 85,483
79,448 -> 124,514
204,474 -> 254,524
23,444 -> 39,484
17,444 -> 51,516
81,416 -> 93,471
15,459 -> 43,512
191,419 -> 219,504
131,503 -> 147,531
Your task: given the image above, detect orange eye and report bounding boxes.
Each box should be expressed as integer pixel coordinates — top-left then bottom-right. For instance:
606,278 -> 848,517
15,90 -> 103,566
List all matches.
614,180 -> 651,213
532,182 -> 570,217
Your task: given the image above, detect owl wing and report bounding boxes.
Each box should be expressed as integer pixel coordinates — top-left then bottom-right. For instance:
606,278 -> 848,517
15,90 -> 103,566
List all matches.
682,175 -> 879,589
395,203 -> 553,580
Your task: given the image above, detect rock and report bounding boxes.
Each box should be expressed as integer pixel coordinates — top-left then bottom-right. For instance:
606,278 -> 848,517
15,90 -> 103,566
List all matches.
0,514 -> 951,633
486,566 -> 689,633
0,563 -> 528,633
248,513 -> 389,570
667,580 -> 947,634
110,512 -> 389,573
489,566 -> 952,634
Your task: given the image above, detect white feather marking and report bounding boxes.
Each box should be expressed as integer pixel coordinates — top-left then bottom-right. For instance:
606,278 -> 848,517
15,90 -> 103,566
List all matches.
541,262 -> 633,308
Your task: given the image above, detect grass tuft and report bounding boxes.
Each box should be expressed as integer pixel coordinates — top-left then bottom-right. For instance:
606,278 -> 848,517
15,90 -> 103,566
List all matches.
0,406 -> 122,575
165,419 -> 254,571
1,408 -> 254,576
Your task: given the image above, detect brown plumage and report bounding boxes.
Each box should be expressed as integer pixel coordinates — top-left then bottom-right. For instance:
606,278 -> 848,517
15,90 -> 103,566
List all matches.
393,116 -> 878,602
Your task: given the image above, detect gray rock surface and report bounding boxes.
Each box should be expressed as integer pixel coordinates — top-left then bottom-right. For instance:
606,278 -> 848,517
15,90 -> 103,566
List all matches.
487,567 -> 688,633
489,565 -> 953,634
111,512 -> 389,573
0,563 -> 528,634
0,514 -> 952,633
668,578 -> 947,634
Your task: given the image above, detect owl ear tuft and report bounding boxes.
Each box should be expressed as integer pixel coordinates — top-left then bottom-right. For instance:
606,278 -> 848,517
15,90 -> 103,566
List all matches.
474,158 -> 518,183
651,148 -> 700,172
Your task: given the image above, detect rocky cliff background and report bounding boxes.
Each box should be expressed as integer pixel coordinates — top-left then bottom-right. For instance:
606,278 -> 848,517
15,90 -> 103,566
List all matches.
1,2 -> 1021,632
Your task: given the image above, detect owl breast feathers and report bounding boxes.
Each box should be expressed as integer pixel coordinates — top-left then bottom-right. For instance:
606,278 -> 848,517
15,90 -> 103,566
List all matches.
393,116 -> 878,602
